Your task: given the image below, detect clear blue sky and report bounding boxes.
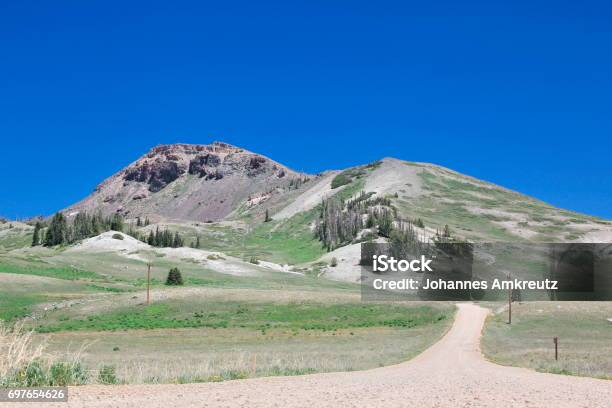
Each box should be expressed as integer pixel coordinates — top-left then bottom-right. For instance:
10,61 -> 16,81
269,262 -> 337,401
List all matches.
1,1 -> 610,219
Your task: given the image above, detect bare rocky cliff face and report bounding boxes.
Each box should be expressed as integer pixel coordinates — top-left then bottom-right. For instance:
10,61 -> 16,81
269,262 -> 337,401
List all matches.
65,142 -> 303,222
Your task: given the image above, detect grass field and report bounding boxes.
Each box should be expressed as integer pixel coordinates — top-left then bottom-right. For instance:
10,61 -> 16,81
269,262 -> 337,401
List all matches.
36,295 -> 453,384
36,298 -> 448,333
0,236 -> 455,385
481,301 -> 612,379
43,321 -> 452,384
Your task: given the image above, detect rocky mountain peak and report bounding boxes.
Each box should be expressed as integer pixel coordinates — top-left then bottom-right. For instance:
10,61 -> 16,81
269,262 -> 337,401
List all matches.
120,142 -> 290,193
67,141 -> 304,222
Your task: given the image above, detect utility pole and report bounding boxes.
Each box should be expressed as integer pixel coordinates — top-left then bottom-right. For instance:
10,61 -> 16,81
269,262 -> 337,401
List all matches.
146,263 -> 151,305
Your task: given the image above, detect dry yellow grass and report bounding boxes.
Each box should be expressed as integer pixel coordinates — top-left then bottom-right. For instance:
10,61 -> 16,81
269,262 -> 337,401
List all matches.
0,320 -> 47,381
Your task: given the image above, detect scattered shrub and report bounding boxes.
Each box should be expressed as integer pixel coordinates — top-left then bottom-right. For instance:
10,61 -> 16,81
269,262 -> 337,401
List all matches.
331,173 -> 352,189
18,360 -> 47,386
249,256 -> 260,265
97,365 -> 119,385
112,233 -> 124,240
49,362 -> 88,386
330,257 -> 338,267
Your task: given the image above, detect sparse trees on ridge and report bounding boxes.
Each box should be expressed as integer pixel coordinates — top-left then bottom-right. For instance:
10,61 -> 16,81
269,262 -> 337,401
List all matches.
315,189 -> 438,253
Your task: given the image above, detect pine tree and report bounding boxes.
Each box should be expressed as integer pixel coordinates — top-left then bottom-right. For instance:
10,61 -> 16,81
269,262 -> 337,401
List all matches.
154,226 -> 160,247
264,209 -> 271,222
91,211 -> 103,235
44,213 -> 68,246
147,230 -> 155,246
110,213 -> 124,232
172,231 -> 183,248
163,229 -> 172,247
136,217 -> 142,227
165,267 -> 183,285
73,212 -> 92,240
31,221 -> 42,246
195,235 -> 201,249
378,209 -> 394,238
443,224 -> 451,238
366,212 -> 375,228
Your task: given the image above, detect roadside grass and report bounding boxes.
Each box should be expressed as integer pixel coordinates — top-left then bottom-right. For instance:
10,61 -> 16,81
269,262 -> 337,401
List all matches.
36,301 -> 449,333
0,320 -> 90,387
42,305 -> 454,384
481,301 -> 612,379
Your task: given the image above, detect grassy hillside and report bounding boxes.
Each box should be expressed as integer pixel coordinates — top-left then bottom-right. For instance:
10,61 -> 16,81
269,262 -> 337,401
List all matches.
395,162 -> 610,242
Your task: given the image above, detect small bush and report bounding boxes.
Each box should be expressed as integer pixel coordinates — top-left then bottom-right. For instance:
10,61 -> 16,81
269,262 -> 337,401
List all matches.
165,267 -> 184,286
19,360 -> 47,386
3,360 -> 88,387
249,256 -> 260,265
112,233 -> 124,240
49,362 -> 88,386
97,365 -> 119,385
330,257 -> 338,267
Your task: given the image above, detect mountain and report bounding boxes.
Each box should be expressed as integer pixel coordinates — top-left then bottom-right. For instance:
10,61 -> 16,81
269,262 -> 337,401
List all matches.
63,142 -> 612,251
65,142 -> 305,222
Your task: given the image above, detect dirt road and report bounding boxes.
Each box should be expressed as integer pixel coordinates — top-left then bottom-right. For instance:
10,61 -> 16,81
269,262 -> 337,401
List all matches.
19,304 -> 612,408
